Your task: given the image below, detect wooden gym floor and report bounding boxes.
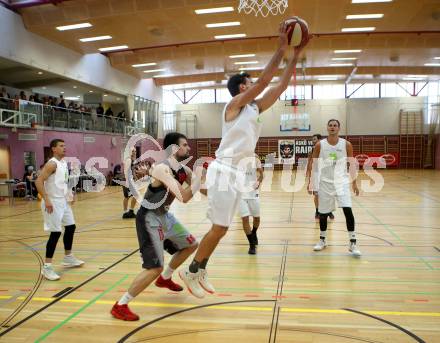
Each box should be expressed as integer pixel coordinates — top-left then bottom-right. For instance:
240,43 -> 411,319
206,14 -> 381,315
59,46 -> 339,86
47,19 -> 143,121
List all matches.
0,169 -> 439,343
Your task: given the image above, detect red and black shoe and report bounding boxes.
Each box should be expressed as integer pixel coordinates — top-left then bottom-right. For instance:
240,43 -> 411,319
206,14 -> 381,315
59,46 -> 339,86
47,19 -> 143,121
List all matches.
155,275 -> 184,292
111,302 -> 139,321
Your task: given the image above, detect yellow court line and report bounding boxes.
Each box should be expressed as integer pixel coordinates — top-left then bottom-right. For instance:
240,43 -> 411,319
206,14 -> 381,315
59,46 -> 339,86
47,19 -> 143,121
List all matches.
1,296 -> 439,317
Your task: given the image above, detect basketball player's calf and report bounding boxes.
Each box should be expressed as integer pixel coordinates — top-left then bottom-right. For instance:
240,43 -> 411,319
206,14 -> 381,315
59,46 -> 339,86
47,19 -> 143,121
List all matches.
314,207 -> 361,257
179,225 -> 226,298
242,215 -> 260,255
111,242 -> 198,321
112,208 -> 198,320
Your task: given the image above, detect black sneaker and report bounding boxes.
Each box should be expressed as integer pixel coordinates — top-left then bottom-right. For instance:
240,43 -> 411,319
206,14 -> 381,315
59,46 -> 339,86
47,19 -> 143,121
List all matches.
248,244 -> 256,255
127,210 -> 136,218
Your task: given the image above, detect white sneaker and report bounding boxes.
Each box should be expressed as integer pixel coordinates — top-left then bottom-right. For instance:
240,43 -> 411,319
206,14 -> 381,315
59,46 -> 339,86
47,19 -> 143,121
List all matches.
178,268 -> 205,299
62,255 -> 85,267
42,265 -> 60,281
199,269 -> 215,294
349,243 -> 362,257
313,239 -> 327,251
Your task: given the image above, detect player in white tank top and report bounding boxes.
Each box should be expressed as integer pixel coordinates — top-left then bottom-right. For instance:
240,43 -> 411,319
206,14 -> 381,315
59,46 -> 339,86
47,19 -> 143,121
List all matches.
35,139 -> 84,281
180,21 -> 312,299
309,120 -> 361,257
239,155 -> 263,255
307,134 -> 335,221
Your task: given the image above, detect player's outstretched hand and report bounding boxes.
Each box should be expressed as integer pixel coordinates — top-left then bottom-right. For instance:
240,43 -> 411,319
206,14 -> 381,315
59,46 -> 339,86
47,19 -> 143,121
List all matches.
278,20 -> 293,50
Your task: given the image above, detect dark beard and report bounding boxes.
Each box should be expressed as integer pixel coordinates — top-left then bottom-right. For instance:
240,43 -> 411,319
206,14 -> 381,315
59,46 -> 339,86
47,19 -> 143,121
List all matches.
176,154 -> 189,162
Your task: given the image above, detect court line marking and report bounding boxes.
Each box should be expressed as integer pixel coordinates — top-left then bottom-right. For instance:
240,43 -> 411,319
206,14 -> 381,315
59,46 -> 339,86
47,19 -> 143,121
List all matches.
0,240 -> 43,329
352,197 -> 434,270
385,180 -> 440,204
0,296 -> 438,317
35,275 -> 128,342
0,249 -> 138,338
123,327 -> 383,343
269,240 -> 288,343
3,274 -> 440,285
0,214 -> 209,337
344,308 -> 426,343
117,300 -> 276,343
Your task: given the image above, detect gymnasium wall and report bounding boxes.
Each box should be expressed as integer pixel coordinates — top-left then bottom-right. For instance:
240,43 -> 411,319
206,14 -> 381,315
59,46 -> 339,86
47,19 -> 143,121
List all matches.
173,97 -> 426,138
436,135 -> 440,170
0,6 -> 162,103
0,127 -> 126,179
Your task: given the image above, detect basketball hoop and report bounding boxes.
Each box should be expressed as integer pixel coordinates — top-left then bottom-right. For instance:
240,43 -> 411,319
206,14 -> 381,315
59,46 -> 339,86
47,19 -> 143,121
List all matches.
238,0 -> 288,17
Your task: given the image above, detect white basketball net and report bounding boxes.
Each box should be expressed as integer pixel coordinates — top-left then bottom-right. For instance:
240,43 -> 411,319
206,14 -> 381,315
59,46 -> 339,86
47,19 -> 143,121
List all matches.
238,0 -> 288,17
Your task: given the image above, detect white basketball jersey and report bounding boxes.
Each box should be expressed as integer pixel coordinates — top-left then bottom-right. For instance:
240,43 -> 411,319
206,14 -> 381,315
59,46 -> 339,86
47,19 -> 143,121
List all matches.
45,157 -> 69,199
215,101 -> 262,167
318,138 -> 349,184
242,158 -> 261,200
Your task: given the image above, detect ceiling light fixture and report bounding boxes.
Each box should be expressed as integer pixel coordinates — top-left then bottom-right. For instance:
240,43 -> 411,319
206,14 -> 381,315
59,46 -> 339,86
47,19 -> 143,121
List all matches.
330,63 -> 354,66
346,14 -> 384,19
56,23 -> 92,31
234,61 -> 259,65
143,69 -> 166,73
352,0 -> 392,3
99,45 -> 128,52
332,57 -> 358,61
80,35 -> 112,42
132,63 -> 157,68
206,22 -> 240,28
215,33 -> 246,39
341,27 -> 376,32
195,7 -> 234,14
229,54 -> 256,58
334,50 -> 362,53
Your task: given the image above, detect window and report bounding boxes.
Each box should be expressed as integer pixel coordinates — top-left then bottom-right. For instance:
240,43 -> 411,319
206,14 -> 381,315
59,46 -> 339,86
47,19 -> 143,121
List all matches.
215,88 -> 232,103
381,82 -> 412,97
162,112 -> 176,133
162,90 -> 184,112
347,83 -> 379,98
280,85 -> 312,100
186,89 -> 216,104
313,84 -> 345,99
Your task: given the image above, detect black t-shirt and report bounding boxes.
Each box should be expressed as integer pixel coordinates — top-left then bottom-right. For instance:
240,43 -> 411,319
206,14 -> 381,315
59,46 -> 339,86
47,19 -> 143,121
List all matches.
142,162 -> 187,212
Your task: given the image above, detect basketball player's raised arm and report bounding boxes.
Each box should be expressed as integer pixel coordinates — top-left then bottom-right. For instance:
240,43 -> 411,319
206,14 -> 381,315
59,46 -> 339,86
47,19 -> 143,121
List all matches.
346,142 -> 360,196
256,35 -> 311,113
226,22 -> 290,117
151,164 -> 201,203
35,161 -> 57,213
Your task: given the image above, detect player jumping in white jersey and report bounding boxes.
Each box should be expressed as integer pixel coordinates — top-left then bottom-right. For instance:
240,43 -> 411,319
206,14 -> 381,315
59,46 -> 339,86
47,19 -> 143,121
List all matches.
309,120 -> 361,257
179,21 -> 312,298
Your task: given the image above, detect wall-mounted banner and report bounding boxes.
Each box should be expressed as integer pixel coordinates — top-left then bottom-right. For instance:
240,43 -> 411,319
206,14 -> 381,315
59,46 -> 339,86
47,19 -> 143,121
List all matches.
278,139 -> 295,164
278,139 -> 315,164
355,153 -> 399,167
